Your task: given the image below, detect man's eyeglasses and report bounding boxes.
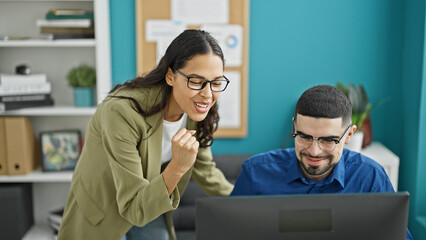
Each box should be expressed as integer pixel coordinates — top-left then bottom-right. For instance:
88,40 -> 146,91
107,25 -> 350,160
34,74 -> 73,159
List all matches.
174,69 -> 230,92
292,123 -> 352,152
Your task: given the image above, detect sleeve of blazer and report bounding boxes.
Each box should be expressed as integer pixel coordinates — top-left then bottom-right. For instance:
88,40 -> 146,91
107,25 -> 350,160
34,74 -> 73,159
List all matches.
191,147 -> 234,196
100,100 -> 179,226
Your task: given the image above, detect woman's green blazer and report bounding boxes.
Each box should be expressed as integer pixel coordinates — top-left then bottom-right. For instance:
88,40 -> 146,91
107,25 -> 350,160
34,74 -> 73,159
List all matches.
58,86 -> 233,240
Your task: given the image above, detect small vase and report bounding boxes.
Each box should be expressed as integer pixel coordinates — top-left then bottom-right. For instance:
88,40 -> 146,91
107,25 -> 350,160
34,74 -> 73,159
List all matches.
73,87 -> 94,107
361,114 -> 372,148
345,131 -> 364,152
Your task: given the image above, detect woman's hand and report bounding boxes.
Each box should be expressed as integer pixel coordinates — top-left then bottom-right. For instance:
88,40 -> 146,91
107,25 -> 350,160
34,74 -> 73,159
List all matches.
170,128 -> 199,174
162,128 -> 199,195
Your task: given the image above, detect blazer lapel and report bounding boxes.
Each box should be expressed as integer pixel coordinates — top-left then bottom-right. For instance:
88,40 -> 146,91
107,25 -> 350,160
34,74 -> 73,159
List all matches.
144,111 -> 163,180
131,86 -> 164,180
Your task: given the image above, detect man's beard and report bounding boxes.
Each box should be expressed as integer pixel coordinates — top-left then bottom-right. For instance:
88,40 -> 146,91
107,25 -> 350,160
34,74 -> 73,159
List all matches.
298,151 -> 336,176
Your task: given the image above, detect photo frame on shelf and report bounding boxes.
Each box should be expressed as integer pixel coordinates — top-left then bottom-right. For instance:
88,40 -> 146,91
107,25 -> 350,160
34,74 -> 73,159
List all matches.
40,130 -> 81,172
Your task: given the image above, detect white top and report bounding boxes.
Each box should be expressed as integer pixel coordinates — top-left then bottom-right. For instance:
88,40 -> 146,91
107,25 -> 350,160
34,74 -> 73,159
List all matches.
161,113 -> 188,164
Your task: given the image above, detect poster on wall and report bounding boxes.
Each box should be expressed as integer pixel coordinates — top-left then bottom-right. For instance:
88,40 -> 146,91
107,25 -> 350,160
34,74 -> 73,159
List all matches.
201,24 -> 243,67
145,20 -> 187,64
218,71 -> 241,128
171,0 -> 229,24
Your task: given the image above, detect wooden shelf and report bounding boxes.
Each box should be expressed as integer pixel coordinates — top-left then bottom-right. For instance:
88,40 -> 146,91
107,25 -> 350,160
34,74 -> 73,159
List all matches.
0,39 -> 95,47
0,167 -> 73,183
0,106 -> 96,116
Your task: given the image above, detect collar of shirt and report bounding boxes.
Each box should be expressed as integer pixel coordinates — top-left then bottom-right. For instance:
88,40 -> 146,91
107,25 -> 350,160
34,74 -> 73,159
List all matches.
283,149 -> 346,189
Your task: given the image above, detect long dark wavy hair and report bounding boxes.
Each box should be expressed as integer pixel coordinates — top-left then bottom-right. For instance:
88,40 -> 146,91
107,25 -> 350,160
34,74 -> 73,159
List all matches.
109,29 -> 224,148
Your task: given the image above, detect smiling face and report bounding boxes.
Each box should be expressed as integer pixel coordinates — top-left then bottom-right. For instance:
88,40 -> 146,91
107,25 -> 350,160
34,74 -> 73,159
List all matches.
164,52 -> 224,122
294,114 -> 356,182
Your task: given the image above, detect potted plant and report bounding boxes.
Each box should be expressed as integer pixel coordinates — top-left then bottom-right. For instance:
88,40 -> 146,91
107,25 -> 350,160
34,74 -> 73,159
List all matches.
66,64 -> 96,107
336,82 -> 387,151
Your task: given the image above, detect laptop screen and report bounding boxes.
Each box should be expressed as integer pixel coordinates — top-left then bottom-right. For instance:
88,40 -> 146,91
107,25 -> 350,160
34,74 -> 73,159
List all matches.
196,192 -> 409,240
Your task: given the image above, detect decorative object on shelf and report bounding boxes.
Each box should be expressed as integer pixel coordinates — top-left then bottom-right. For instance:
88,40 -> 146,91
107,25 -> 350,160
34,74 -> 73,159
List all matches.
336,82 -> 388,152
40,130 -> 81,172
346,130 -> 364,152
66,64 -> 96,107
360,114 -> 372,148
15,64 -> 31,75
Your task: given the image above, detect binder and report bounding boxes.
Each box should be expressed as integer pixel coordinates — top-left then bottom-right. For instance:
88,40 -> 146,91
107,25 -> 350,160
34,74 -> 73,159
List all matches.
0,118 -> 8,175
3,117 -> 40,175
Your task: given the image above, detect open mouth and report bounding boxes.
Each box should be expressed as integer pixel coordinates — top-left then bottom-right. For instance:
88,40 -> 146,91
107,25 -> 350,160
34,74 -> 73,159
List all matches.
194,102 -> 209,113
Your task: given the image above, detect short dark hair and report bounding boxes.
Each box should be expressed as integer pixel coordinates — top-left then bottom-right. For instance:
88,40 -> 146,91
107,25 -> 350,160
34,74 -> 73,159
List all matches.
294,85 -> 352,126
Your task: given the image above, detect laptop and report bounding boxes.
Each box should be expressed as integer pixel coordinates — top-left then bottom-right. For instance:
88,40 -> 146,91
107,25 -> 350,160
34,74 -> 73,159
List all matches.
196,192 -> 409,240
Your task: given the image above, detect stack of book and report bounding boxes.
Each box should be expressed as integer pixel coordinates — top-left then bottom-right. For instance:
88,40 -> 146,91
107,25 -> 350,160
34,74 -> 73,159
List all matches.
0,73 -> 54,112
36,9 -> 94,39
47,208 -> 64,239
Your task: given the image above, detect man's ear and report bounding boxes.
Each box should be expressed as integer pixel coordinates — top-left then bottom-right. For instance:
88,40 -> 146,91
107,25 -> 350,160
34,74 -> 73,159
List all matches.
165,68 -> 175,86
345,125 -> 358,144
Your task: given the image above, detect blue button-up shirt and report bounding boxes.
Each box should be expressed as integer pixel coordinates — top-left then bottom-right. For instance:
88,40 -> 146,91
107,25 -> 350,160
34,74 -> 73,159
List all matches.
231,148 -> 413,239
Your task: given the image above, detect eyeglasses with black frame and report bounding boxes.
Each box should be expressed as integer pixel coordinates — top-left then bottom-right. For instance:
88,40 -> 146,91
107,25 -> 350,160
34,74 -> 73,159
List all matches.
174,69 -> 230,92
292,122 -> 352,152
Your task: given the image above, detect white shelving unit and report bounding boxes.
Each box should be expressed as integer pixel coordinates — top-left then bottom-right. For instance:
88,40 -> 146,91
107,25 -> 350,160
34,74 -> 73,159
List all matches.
0,105 -> 96,116
0,39 -> 96,47
0,0 -> 111,239
22,224 -> 55,240
0,167 -> 73,183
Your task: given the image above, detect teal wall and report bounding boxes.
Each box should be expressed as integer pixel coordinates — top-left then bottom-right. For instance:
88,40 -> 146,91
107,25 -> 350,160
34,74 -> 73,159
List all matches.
213,0 -> 404,155
110,0 -> 136,86
400,0 -> 426,237
110,0 -> 404,155
110,0 -> 426,237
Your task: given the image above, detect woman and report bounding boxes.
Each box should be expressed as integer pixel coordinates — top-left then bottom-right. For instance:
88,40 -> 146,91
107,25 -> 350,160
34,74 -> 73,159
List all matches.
58,29 -> 233,240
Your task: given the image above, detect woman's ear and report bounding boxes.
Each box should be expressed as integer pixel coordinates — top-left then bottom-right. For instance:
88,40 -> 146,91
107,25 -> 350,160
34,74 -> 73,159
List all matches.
166,68 -> 175,86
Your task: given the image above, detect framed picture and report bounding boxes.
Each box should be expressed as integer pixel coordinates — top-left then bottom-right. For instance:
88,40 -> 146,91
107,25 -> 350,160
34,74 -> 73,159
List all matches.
40,130 -> 81,172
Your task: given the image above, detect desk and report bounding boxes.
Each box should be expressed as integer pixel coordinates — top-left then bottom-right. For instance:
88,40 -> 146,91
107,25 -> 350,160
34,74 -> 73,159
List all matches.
357,142 -> 399,191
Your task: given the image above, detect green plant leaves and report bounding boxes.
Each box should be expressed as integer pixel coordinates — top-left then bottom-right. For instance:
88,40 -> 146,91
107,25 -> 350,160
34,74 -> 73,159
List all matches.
336,82 -> 388,130
66,64 -> 96,88
347,84 -> 368,115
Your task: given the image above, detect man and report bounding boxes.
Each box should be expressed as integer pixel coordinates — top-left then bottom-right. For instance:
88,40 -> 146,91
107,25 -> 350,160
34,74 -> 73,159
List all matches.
231,85 -> 413,239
